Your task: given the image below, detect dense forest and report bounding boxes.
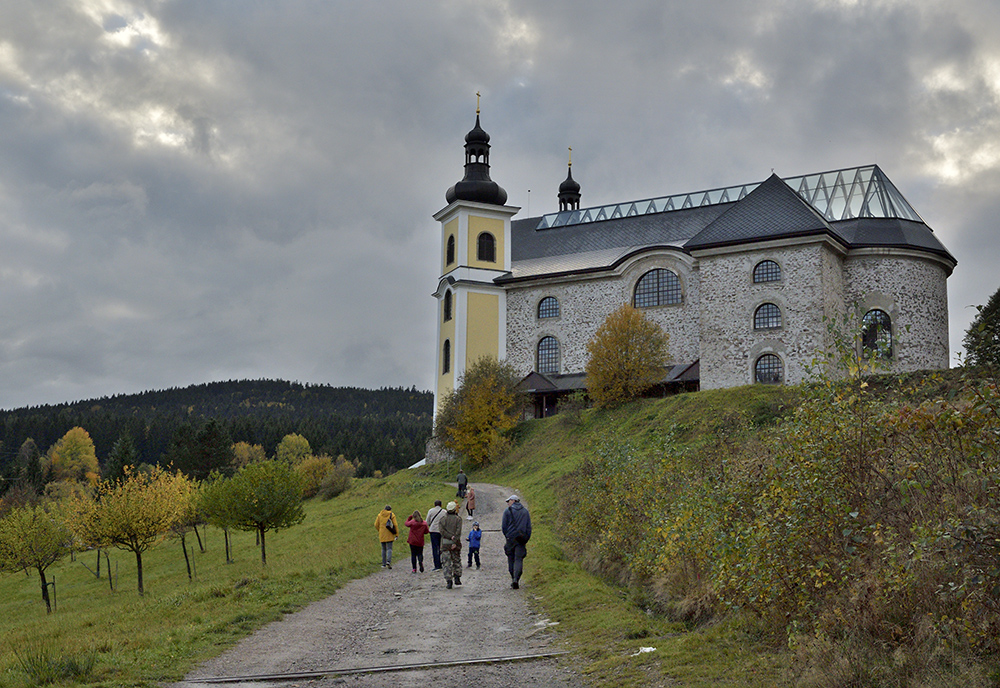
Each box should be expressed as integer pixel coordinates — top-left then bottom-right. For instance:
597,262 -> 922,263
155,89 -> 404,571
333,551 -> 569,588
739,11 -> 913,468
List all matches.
0,380 -> 433,483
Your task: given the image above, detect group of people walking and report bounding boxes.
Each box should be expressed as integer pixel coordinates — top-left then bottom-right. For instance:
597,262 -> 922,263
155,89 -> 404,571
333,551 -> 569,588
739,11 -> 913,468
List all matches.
373,472 -> 531,590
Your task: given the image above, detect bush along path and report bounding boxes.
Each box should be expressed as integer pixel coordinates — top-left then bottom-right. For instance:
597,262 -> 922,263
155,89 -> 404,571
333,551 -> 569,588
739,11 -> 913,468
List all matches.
175,482 -> 581,688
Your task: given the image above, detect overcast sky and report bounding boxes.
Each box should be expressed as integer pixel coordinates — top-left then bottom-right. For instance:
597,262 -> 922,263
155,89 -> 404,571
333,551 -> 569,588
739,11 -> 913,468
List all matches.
0,0 -> 997,409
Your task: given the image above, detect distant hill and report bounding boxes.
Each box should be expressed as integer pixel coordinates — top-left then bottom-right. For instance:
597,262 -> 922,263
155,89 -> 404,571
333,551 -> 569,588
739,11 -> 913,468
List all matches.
0,380 -> 433,478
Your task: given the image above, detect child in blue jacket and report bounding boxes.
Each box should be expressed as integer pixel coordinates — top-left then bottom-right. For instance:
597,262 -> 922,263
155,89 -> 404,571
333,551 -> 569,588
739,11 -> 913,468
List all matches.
466,521 -> 482,569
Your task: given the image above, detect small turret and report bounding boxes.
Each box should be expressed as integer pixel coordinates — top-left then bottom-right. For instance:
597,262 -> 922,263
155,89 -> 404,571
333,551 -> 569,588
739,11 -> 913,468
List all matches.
558,147 -> 581,211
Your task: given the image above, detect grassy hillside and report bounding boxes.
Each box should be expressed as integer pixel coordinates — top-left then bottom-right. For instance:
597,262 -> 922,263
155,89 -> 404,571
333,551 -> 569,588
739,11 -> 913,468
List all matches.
2,369 -> 997,687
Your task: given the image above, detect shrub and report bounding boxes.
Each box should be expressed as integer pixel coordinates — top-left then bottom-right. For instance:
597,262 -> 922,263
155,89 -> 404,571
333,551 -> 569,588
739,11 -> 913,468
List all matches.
295,455 -> 333,498
318,456 -> 356,500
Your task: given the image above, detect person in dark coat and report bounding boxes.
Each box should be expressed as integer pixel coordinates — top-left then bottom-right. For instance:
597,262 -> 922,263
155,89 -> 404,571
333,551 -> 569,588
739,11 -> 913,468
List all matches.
456,470 -> 468,498
501,495 -> 531,589
439,501 -> 463,588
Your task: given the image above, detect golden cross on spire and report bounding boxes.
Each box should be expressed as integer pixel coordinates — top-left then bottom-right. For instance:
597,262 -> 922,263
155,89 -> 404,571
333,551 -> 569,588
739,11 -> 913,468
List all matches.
568,147 -> 573,167
476,91 -> 481,114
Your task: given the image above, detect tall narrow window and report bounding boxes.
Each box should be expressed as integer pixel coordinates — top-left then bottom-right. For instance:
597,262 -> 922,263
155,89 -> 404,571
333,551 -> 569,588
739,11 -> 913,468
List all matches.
753,260 -> 781,283
537,336 -> 559,374
442,340 -> 451,374
633,268 -> 682,308
755,354 -> 783,384
443,290 -> 453,322
477,232 -> 496,262
538,297 -> 559,319
862,309 -> 893,358
754,303 -> 782,330
446,235 -> 455,265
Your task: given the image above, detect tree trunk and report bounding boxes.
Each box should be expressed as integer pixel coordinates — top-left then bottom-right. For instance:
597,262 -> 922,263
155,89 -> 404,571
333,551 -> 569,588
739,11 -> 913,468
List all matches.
194,524 -> 205,553
135,550 -> 144,595
259,525 -> 267,566
181,534 -> 192,581
96,549 -> 101,578
38,566 -> 52,614
224,529 -> 232,564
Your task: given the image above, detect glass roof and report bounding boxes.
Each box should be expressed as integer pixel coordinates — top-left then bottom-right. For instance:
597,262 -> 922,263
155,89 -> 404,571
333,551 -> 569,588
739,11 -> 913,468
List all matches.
535,164 -> 923,230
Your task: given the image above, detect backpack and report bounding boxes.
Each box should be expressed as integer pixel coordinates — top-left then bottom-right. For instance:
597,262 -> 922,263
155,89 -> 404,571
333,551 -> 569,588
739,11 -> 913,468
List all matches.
385,515 -> 397,535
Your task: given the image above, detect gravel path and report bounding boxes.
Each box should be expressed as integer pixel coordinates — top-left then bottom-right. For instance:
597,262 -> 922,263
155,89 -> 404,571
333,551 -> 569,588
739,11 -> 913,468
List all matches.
174,483 -> 583,687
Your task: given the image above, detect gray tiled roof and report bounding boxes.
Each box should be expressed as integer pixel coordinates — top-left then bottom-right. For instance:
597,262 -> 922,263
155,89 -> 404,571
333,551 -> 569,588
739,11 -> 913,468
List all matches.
684,174 -> 834,248
503,168 -> 956,282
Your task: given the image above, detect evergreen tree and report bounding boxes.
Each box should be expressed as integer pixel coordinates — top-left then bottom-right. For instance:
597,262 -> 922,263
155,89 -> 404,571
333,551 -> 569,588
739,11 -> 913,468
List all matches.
963,284 -> 1000,369
15,438 -> 44,493
105,433 -> 139,482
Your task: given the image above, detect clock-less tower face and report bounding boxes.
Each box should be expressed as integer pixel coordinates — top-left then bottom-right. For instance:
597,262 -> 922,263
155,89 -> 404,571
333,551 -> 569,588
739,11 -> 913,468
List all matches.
432,110 -> 516,420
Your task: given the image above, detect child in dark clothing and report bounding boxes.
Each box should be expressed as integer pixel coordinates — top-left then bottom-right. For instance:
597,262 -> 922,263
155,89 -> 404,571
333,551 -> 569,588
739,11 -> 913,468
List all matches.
466,521 -> 482,568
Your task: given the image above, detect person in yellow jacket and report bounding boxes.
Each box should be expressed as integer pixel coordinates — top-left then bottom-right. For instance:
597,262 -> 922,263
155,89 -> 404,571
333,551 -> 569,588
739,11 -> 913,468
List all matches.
375,505 -> 398,569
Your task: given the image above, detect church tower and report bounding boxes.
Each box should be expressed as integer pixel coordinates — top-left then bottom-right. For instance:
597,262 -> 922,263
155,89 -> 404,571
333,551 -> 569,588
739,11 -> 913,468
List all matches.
432,101 -> 518,416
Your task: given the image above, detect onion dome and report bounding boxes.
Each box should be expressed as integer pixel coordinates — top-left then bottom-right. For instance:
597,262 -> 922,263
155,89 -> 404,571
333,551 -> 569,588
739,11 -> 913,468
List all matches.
558,149 -> 581,211
446,112 -> 508,206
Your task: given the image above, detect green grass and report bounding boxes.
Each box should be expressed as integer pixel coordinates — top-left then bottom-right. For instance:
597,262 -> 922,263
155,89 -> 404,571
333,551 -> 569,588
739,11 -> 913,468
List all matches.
0,474 -> 449,687
1,386 -> 800,687
474,387 -> 799,687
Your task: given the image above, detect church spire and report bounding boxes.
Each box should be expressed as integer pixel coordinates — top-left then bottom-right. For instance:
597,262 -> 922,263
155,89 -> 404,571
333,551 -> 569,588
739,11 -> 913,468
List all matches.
558,147 -> 581,211
445,95 -> 508,206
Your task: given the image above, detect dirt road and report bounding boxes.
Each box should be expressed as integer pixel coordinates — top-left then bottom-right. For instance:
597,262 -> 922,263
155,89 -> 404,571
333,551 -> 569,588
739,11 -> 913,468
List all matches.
174,482 -> 582,687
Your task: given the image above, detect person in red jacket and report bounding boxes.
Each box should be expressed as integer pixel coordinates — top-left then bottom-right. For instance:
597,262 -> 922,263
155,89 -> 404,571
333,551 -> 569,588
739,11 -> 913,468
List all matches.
405,510 -> 430,573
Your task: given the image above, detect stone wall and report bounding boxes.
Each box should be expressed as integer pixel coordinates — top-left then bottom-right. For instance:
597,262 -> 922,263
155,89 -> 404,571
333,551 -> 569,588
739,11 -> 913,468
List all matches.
845,253 -> 951,371
697,241 -> 844,389
505,250 -> 701,376
502,242 -> 950,388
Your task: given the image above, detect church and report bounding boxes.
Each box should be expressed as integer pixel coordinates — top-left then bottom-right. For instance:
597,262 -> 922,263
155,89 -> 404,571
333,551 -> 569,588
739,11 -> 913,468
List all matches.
432,110 -> 957,417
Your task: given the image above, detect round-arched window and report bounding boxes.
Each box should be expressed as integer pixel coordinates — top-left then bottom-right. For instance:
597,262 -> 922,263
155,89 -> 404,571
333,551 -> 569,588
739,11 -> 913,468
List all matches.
477,232 -> 496,262
446,235 -> 456,265
537,337 -> 559,374
753,260 -> 781,283
442,339 -> 451,374
633,269 -> 682,308
538,297 -> 559,319
754,303 -> 782,330
862,309 -> 893,358
443,290 -> 453,322
755,354 -> 783,384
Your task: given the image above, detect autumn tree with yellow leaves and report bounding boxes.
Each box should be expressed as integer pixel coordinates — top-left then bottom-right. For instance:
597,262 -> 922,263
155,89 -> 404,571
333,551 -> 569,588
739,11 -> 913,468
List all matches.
585,304 -> 669,408
47,426 -> 100,484
69,466 -> 193,595
436,356 -> 523,467
0,504 -> 74,613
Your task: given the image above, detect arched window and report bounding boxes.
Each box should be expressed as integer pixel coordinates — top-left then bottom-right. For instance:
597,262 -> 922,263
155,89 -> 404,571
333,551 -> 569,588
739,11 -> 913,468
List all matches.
753,260 -> 781,283
537,336 -> 559,374
446,235 -> 455,265
633,268 -> 682,308
862,309 -> 893,358
443,290 -> 452,322
442,340 -> 451,374
477,232 -> 496,262
755,354 -> 783,384
538,297 -> 559,319
754,303 -> 782,330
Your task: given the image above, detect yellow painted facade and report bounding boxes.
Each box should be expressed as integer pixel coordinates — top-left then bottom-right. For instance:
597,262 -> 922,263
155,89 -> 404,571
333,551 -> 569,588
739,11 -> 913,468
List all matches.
465,291 -> 500,367
442,219 -> 458,273
467,216 -> 505,269
437,307 -> 455,399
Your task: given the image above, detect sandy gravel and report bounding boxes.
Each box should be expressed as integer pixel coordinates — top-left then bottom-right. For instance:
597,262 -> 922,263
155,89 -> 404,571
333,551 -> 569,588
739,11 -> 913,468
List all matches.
174,483 -> 583,687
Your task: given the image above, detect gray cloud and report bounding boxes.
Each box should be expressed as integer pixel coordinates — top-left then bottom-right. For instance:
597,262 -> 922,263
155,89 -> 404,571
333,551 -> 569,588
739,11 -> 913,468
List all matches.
0,0 -> 997,408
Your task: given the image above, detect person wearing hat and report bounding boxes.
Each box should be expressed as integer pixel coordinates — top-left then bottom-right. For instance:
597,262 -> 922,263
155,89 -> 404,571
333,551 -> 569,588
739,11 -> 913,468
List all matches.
425,499 -> 446,570
501,494 -> 531,589
374,505 -> 398,569
439,500 -> 464,588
